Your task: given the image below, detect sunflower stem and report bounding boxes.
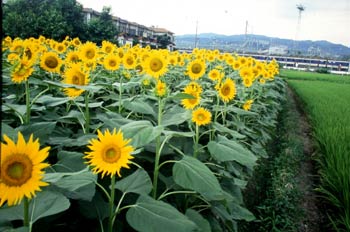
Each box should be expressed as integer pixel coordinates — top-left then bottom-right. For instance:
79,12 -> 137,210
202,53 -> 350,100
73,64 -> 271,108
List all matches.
84,91 -> 90,133
108,175 -> 116,232
194,124 -> 199,158
23,197 -> 30,227
118,75 -> 123,114
152,97 -> 163,199
25,79 -> 31,124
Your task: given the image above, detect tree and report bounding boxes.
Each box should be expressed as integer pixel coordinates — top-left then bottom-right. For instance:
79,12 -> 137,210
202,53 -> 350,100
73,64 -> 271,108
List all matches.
86,6 -> 118,45
157,34 -> 172,49
2,0 -> 87,41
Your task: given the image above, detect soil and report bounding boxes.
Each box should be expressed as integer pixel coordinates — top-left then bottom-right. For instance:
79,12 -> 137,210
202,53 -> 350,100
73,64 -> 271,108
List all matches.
287,86 -> 326,232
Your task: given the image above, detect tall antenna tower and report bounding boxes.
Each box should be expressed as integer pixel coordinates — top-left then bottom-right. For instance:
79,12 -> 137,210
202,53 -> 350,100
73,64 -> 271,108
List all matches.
294,4 -> 305,54
194,20 -> 199,48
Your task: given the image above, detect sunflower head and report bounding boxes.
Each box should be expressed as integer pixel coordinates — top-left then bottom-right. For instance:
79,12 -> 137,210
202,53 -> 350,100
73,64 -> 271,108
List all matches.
85,129 -> 134,178
243,99 -> 254,111
63,63 -> 90,98
192,107 -> 212,126
187,59 -> 206,80
218,78 -> 236,103
143,51 -> 168,79
40,51 -> 63,73
0,132 -> 50,206
154,80 -> 167,97
103,54 -> 121,71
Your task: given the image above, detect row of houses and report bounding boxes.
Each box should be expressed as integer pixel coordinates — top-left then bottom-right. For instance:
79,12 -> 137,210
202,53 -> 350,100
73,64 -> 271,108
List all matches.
83,8 -> 175,50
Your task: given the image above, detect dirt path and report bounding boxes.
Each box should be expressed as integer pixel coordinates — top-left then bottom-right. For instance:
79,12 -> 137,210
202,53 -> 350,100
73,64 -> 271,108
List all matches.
287,86 -> 325,232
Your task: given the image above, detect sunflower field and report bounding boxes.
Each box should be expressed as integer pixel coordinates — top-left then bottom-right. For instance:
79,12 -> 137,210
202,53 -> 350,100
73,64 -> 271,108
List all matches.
0,36 -> 285,232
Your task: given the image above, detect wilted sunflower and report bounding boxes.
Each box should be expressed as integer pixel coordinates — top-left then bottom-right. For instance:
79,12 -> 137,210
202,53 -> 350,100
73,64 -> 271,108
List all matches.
243,99 -> 254,111
40,51 -> 63,73
0,132 -> 50,206
103,54 -> 120,71
219,78 -> 236,103
143,51 -> 168,79
63,63 -> 90,98
186,59 -> 206,80
192,107 -> 212,126
85,128 -> 134,178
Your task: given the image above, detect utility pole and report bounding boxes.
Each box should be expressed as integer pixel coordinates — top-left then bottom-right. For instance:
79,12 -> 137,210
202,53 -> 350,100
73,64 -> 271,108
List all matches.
294,4 -> 305,55
194,20 -> 198,48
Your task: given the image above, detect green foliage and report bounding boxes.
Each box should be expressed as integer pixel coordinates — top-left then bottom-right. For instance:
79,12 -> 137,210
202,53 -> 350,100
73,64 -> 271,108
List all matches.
85,6 -> 118,45
2,0 -> 87,40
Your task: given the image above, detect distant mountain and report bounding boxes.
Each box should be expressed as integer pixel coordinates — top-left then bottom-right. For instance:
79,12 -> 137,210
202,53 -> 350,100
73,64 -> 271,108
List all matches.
175,33 -> 350,59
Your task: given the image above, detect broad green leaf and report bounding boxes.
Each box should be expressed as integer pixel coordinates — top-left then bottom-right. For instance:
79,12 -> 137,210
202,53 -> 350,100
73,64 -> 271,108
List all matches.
75,101 -> 104,108
126,195 -> 197,232
227,105 -> 258,116
78,192 -> 109,220
35,95 -> 70,107
0,203 -> 23,224
30,190 -> 70,223
185,209 -> 211,232
208,136 -> 257,169
17,122 -> 56,143
168,92 -> 196,100
1,123 -> 17,139
161,106 -> 191,127
212,122 -> 246,139
228,202 -> 255,221
3,103 -> 26,116
123,99 -> 155,115
116,169 -> 152,195
173,155 -> 224,200
44,80 -> 102,92
55,150 -> 86,172
162,130 -> 195,137
121,120 -> 163,148
45,168 -> 97,201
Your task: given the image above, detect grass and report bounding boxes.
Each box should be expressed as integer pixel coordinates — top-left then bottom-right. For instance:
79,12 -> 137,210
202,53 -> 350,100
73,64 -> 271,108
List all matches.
280,69 -> 350,84
240,86 -> 307,232
285,74 -> 350,231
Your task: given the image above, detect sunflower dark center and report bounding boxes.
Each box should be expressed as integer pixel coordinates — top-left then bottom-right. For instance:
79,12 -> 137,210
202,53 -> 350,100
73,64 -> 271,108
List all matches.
1,154 -> 33,186
221,85 -> 231,96
126,57 -> 134,65
45,56 -> 58,69
103,147 -> 121,163
85,49 -> 95,59
150,58 -> 163,72
197,113 -> 205,121
191,63 -> 202,74
72,72 -> 85,85
109,59 -> 117,67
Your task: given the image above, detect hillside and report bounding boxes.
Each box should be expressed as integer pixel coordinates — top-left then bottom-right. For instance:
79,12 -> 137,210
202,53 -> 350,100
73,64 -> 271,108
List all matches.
175,33 -> 350,59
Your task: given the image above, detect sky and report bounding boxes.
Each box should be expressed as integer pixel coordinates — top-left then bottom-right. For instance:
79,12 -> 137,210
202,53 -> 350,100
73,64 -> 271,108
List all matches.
77,0 -> 350,47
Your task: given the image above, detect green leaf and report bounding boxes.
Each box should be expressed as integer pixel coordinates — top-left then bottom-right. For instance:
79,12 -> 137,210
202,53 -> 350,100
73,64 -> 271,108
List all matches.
35,95 -> 70,107
45,168 -> 97,201
1,123 -> 17,139
79,192 -> 109,220
55,150 -> 86,172
126,195 -> 197,232
17,122 -> 56,143
228,202 -> 255,221
121,120 -> 163,148
212,122 -> 246,139
30,190 -> 70,223
169,92 -> 196,100
44,80 -> 103,92
185,209 -> 212,232
161,106 -> 191,127
208,136 -> 257,169
116,169 -> 152,195
123,99 -> 155,115
173,155 -> 224,201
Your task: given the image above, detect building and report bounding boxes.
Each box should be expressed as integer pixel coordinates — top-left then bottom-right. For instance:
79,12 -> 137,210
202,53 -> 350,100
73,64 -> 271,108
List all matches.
83,8 -> 175,49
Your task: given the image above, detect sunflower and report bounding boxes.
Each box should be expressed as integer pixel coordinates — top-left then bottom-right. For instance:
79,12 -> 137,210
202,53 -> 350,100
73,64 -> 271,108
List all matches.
243,99 -> 254,111
239,66 -> 254,80
192,107 -> 212,126
63,63 -> 90,98
71,37 -> 81,47
40,51 -> 63,73
143,51 -> 168,79
103,54 -> 120,71
79,42 -> 99,62
181,82 -> 202,110
85,128 -> 134,178
186,59 -> 206,80
0,132 -> 50,206
11,59 -> 34,83
242,77 -> 253,88
218,78 -> 236,103
122,52 -> 137,69
154,80 -> 167,97
101,40 -> 116,54
66,51 -> 81,64
208,69 -> 222,82
55,42 -> 67,54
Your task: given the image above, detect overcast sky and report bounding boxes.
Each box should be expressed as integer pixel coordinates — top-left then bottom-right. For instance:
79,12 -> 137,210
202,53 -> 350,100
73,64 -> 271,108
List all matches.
77,0 -> 350,46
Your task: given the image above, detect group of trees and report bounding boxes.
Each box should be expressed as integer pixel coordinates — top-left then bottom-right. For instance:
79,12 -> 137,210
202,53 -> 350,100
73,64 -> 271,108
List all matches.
2,0 -> 118,44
